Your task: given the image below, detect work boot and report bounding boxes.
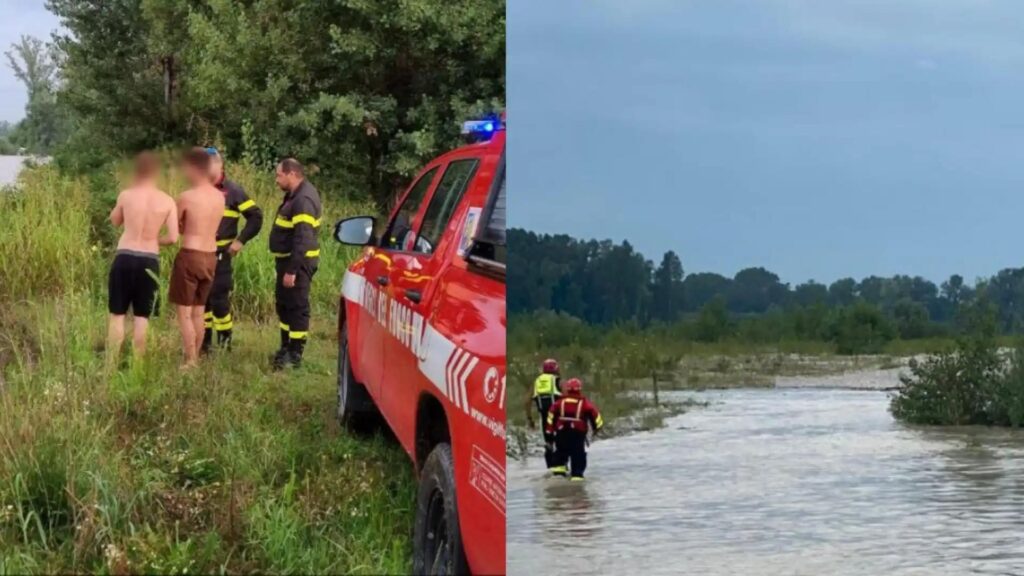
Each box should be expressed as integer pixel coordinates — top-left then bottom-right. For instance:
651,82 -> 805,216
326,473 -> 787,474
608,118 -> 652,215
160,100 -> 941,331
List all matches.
550,466 -> 567,478
217,329 -> 233,351
272,329 -> 291,371
200,328 -> 213,355
286,338 -> 306,369
569,476 -> 585,482
272,349 -> 290,371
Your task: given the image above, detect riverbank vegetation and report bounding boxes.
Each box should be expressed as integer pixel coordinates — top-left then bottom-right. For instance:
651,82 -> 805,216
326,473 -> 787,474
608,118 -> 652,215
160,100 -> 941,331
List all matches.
509,228 -> 1024,355
0,161 -> 415,573
890,306 -> 1024,427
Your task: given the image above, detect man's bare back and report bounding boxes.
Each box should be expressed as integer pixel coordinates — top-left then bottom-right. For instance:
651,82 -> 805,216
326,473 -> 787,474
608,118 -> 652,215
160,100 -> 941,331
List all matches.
111,185 -> 178,253
177,183 -> 225,252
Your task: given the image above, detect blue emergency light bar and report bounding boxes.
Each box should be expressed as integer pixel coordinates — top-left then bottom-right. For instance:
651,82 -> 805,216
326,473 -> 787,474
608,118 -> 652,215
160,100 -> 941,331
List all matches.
461,120 -> 498,135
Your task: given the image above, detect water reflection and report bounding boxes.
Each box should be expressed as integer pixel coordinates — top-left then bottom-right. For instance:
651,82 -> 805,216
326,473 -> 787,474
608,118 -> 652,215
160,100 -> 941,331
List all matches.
508,388 -> 1024,575
536,480 -> 603,541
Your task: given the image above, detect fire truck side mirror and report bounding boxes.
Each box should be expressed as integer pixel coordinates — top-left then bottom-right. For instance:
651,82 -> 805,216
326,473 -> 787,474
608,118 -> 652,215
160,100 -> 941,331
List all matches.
334,216 -> 376,246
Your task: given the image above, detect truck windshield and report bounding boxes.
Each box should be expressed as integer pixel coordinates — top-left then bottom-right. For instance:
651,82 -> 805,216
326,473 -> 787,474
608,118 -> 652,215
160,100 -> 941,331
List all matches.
469,152 -> 506,267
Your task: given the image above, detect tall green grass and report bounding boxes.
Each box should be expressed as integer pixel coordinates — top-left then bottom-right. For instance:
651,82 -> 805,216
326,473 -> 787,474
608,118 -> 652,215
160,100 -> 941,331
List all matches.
0,159 -> 374,320
0,164 -> 412,573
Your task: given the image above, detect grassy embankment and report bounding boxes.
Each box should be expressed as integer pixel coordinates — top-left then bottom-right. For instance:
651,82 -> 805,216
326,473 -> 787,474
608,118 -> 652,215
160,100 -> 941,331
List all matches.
0,163 -> 415,573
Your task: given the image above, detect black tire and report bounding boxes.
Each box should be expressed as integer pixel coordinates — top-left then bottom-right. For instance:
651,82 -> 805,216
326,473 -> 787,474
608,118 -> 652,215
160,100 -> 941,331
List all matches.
413,444 -> 469,576
337,322 -> 378,433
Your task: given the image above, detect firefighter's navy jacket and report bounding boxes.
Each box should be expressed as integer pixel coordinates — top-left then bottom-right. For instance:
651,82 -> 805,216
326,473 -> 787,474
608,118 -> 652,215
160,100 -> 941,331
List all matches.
546,394 -> 604,435
215,177 -> 263,251
269,179 -> 323,273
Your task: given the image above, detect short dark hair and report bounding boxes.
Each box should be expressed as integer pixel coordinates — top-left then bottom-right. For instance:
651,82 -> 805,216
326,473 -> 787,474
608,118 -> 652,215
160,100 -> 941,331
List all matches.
183,147 -> 211,171
278,158 -> 304,176
134,151 -> 160,179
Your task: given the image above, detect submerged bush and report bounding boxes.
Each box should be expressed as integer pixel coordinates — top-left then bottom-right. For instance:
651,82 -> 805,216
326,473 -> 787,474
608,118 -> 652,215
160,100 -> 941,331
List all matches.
889,312 -> 1024,427
986,346 -> 1024,426
889,337 -> 1002,425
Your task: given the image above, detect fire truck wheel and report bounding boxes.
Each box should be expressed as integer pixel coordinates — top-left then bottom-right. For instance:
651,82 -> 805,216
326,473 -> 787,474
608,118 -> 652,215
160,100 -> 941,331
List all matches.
414,443 -> 469,575
337,322 -> 378,432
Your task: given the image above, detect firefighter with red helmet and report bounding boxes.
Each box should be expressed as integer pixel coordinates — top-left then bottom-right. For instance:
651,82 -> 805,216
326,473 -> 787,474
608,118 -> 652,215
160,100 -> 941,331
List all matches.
545,377 -> 604,480
527,358 -> 562,471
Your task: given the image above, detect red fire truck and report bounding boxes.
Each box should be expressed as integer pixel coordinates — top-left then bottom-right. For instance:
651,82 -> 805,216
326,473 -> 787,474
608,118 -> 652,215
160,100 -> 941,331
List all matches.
333,117 -> 506,574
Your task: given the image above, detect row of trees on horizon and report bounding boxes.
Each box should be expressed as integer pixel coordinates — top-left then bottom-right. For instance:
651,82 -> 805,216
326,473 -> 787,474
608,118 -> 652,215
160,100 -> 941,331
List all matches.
509,228 -> 1024,337
3,1 -> 505,206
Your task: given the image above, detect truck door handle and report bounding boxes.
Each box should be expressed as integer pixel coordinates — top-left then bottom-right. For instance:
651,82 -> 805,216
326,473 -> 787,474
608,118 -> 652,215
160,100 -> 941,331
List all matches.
404,289 -> 422,303
376,276 -> 389,286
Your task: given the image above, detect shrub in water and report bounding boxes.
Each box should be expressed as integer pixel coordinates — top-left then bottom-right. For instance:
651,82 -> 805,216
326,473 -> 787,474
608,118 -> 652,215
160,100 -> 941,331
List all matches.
890,329 -> 1003,425
986,344 -> 1024,427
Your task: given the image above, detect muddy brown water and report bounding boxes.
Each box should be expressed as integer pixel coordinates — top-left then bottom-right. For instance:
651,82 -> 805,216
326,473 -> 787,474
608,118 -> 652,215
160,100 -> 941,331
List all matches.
508,385 -> 1024,575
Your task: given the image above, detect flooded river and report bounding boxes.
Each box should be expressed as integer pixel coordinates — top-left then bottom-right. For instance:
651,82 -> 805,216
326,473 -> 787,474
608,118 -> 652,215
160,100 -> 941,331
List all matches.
0,155 -> 30,186
508,386 -> 1024,575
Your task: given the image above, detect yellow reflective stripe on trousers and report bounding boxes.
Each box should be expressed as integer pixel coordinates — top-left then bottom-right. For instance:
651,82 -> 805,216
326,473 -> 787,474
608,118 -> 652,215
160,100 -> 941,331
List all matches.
223,209 -> 240,218
288,331 -> 308,339
238,199 -> 256,211
214,322 -> 234,331
217,237 -> 235,247
272,250 -> 319,258
279,322 -> 290,331
272,252 -> 291,258
292,214 -> 321,227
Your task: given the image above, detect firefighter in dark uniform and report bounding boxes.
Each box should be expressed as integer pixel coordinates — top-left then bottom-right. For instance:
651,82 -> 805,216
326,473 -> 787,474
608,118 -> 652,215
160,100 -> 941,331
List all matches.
527,358 -> 562,471
270,158 -> 322,370
545,378 -> 604,481
201,148 -> 264,353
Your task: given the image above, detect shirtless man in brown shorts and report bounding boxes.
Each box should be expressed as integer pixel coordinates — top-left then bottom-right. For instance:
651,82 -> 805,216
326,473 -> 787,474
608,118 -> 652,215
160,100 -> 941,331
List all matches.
169,148 -> 225,368
108,152 -> 178,360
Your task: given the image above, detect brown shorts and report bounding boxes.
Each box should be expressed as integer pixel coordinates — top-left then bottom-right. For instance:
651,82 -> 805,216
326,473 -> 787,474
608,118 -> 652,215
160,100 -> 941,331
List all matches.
168,248 -> 217,306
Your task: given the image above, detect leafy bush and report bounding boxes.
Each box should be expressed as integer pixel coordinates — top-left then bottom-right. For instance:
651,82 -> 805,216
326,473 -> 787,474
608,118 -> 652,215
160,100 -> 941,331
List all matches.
889,303 -> 1024,427
985,345 -> 1024,426
890,336 -> 1002,425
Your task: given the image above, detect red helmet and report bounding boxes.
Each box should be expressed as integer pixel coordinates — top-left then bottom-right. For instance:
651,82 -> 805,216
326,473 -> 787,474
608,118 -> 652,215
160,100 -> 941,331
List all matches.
564,378 -> 583,394
542,358 -> 559,374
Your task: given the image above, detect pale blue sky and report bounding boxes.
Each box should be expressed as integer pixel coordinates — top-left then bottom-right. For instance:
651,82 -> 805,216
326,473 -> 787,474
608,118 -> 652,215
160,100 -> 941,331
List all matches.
0,1 -> 58,124
508,0 -> 1024,285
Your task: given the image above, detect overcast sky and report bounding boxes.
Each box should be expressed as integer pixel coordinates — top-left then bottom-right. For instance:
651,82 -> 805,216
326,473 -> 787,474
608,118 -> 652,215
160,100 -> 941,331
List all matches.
0,1 -> 59,124
509,0 -> 1024,286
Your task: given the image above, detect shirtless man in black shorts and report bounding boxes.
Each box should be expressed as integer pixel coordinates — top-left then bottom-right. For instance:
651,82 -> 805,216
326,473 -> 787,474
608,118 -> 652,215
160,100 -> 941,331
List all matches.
108,152 -> 179,360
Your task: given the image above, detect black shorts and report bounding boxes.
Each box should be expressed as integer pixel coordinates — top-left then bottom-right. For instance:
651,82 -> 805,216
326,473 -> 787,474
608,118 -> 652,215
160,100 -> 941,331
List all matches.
108,250 -> 160,318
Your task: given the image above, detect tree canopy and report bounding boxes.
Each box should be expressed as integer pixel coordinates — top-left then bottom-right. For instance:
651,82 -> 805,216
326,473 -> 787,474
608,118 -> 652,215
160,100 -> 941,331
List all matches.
23,0 -> 505,205
507,228 -> 1024,339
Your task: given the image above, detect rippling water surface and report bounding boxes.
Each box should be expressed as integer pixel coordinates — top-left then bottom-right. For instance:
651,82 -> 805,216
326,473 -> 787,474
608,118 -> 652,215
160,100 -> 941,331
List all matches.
508,387 -> 1024,575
